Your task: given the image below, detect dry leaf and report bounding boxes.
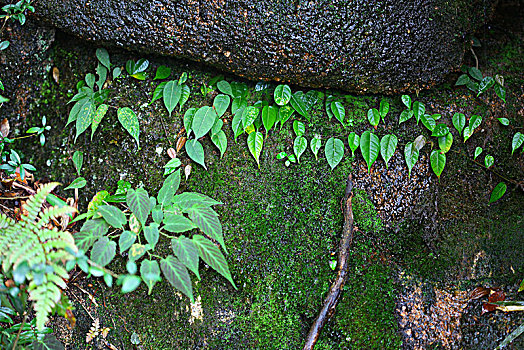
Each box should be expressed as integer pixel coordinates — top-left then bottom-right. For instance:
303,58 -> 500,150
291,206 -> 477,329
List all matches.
184,164 -> 191,180
176,137 -> 187,153
469,286 -> 490,300
52,66 -> 60,84
0,118 -> 9,138
65,309 -> 76,329
482,289 -> 505,314
86,318 -> 100,343
101,327 -> 110,338
167,147 -> 176,159
129,214 -> 141,234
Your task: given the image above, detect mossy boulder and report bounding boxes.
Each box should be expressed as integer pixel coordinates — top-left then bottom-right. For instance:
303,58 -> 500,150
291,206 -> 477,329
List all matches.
31,0 -> 496,93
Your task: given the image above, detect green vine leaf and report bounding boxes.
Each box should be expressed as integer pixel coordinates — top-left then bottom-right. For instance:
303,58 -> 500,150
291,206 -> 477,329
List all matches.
278,105 -> 294,129
290,92 -> 309,121
512,132 -> 524,155
117,107 -> 140,146
64,177 -> 86,190
478,76 -> 495,96
91,104 -> 109,140
119,230 -> 136,254
431,123 -> 450,137
144,223 -> 160,249
91,237 -> 116,267
172,236 -> 200,279
401,95 -> 412,109
231,107 -> 244,142
310,136 -> 321,160
192,106 -> 216,140
211,130 -> 228,158
150,82 -> 167,105
325,137 -> 344,170
193,235 -> 236,289
438,133 -> 453,153
98,204 -> 126,229
163,213 -> 196,233
420,113 -> 436,132
154,65 -> 171,80
163,80 -> 181,116
497,117 -> 509,126
247,131 -> 264,168
157,170 -> 181,207
489,182 -> 507,203
379,99 -> 389,121
160,255 -> 194,302
75,100 -> 95,142
186,206 -> 226,252
185,139 -> 206,169
494,84 -> 506,102
179,84 -> 191,110
412,101 -> 425,124
217,80 -> 233,97
183,108 -> 196,137
348,132 -> 359,157
213,94 -> 230,117
294,136 -> 307,163
380,134 -> 398,169
242,106 -> 259,129
72,151 -> 83,176
67,98 -> 89,127
274,84 -> 291,106
96,48 -> 111,70
126,188 -> 153,225
262,106 -> 278,135
399,109 -> 413,124
430,150 -> 446,179
360,131 -> 380,172
452,113 -> 466,136
367,108 -> 380,128
474,146 -> 483,159
140,260 -> 161,295
484,154 -> 494,168
404,142 -> 419,178
293,120 -> 305,137
331,101 -> 345,125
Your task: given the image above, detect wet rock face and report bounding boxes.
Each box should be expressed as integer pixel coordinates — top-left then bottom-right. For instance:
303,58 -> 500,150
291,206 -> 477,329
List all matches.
32,0 -> 494,93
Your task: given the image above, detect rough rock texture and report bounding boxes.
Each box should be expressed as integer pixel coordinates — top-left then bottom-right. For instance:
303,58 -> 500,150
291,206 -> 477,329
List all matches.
31,0 -> 495,93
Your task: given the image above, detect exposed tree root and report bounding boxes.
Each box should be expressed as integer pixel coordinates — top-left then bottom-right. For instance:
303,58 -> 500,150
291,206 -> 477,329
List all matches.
303,174 -> 355,350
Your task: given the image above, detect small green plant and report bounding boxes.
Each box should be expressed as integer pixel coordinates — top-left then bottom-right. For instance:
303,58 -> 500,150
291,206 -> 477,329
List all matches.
126,58 -> 149,80
276,151 -> 297,167
75,162 -> 235,301
0,149 -> 35,180
455,66 -> 506,101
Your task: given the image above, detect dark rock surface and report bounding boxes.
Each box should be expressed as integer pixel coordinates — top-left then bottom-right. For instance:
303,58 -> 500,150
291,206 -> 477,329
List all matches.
31,0 -> 495,93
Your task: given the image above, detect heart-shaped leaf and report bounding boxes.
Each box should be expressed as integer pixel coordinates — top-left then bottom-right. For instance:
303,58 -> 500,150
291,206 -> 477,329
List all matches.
91,237 -> 116,267
360,131 -> 379,172
379,99 -> 389,121
431,123 -> 450,137
430,150 -> 446,179
211,130 -> 228,158
117,107 -> 140,146
96,48 -> 111,69
140,260 -> 161,295
278,105 -> 294,129
154,65 -> 171,80
512,132 -> 524,155
293,120 -> 305,137
452,113 -> 466,135
274,84 -> 291,106
310,136 -> 321,160
262,106 -> 278,134
217,80 -> 233,97
179,84 -> 191,110
213,94 -> 230,117
247,131 -> 264,168
367,108 -> 380,128
192,106 -> 216,139
185,139 -> 206,169
163,81 -> 181,116
242,106 -> 259,129
380,134 -> 398,169
438,133 -> 453,153
348,132 -> 359,157
290,92 -> 309,120
325,137 -> 344,170
294,136 -> 307,163
489,182 -> 507,203
331,101 -> 345,125
474,146 -> 483,159
484,154 -> 494,168
404,142 -> 419,178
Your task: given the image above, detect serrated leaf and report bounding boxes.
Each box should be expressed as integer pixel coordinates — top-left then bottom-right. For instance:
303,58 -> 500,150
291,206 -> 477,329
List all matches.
158,170 -> 181,206
117,107 -> 140,146
430,150 -> 446,179
150,81 -> 167,105
173,192 -> 222,209
140,260 -> 161,295
213,94 -> 230,117
96,48 -> 111,69
193,106 -> 216,139
185,139 -> 206,169
399,109 -> 413,124
404,142 -> 419,178
325,137 -> 344,170
274,84 -> 291,106
98,205 -> 126,229
412,101 -> 425,124
380,134 -> 398,169
217,80 -> 233,97
290,92 -> 309,120
242,106 -> 259,130
262,106 -> 278,134
64,177 -> 87,190
512,132 -> 524,155
91,104 -> 109,140
144,223 -> 159,249
211,130 -> 228,158
431,123 -> 450,137
331,101 -> 345,125
310,136 -> 321,160
294,136 -> 307,163
163,80 -> 181,116
484,154 -> 494,168
438,133 -> 453,153
401,95 -> 412,109
247,131 -> 264,168
367,108 -> 380,128
360,131 -> 379,172
172,236 -> 200,279
489,182 -> 507,203
76,219 -> 109,251
163,213 -> 196,233
91,237 -> 116,267
193,235 -> 235,288
278,105 -> 294,129
293,120 -> 305,137
126,188 -> 153,225
72,151 -> 83,176
474,146 -> 483,159
75,100 -> 95,142
187,206 -> 226,252
160,256 -> 194,302
119,230 -> 136,254
154,65 -> 171,80
348,132 -> 359,157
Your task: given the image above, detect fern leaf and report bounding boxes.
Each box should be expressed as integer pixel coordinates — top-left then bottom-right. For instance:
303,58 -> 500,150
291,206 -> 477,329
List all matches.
0,211 -> 14,229
38,205 -> 77,227
21,182 -> 59,223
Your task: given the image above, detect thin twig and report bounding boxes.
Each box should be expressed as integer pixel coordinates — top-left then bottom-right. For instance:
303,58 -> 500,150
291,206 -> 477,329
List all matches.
470,47 -> 479,70
0,195 -> 30,199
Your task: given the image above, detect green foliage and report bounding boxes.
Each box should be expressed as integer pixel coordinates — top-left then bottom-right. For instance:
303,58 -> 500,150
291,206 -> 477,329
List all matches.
126,58 -> 149,80
380,134 -> 397,169
247,131 -> 264,168
430,150 -> 446,179
360,131 -> 379,172
0,149 -> 35,180
0,183 -> 77,330
404,141 -> 419,178
489,182 -> 507,203
456,66 -> 506,101
77,167 -> 235,301
325,137 -> 344,170
274,84 -> 291,106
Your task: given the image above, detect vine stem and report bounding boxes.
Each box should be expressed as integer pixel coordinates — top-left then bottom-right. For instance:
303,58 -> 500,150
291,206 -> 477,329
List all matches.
12,302 -> 31,350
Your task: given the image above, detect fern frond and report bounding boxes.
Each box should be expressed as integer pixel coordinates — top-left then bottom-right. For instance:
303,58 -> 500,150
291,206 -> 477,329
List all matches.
38,205 -> 77,227
21,182 -> 59,223
0,184 -> 78,330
